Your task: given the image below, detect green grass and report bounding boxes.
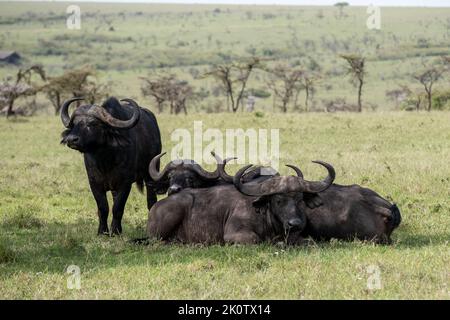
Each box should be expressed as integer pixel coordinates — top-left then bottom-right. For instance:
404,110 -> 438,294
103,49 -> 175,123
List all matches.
0,112 -> 449,299
1,2 -> 450,112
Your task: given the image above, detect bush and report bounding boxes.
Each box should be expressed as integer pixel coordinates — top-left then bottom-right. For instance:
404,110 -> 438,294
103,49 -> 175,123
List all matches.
263,13 -> 276,20
249,88 -> 271,99
2,204 -> 43,229
432,90 -> 450,110
0,240 -> 16,264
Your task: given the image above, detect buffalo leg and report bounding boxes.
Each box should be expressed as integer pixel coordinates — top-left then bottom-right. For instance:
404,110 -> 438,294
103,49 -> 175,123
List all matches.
147,204 -> 185,241
111,184 -> 132,235
224,231 -> 260,244
146,184 -> 158,211
90,183 -> 109,235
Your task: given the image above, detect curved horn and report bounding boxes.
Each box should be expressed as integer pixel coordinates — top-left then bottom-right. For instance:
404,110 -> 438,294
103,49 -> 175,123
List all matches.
60,97 -> 84,128
88,98 -> 140,129
299,160 -> 335,193
234,161 -> 335,196
233,164 -> 262,195
149,152 -> 173,182
211,151 -> 237,183
189,159 -> 221,181
286,164 -> 304,179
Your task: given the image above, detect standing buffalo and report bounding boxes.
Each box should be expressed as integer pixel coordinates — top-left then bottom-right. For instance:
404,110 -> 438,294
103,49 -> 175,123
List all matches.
61,97 -> 162,235
228,162 -> 401,244
147,162 -> 335,245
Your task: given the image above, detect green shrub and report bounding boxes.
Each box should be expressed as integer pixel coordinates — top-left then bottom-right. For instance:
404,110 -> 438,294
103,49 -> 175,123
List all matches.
0,240 -> 16,264
250,88 -> 271,99
432,90 -> 450,110
2,204 -> 43,229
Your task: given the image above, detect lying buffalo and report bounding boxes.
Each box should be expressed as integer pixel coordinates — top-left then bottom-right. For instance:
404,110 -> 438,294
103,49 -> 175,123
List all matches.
148,151 -> 276,195
61,97 -> 162,235
147,162 -> 334,244
230,162 -> 401,244
149,152 -> 224,195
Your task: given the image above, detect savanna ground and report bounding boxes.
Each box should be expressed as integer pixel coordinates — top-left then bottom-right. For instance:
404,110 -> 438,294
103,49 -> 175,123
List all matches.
0,112 -> 449,299
0,1 -> 449,299
1,2 -> 450,111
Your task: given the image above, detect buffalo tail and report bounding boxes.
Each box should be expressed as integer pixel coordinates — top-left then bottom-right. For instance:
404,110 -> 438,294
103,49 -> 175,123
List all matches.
390,204 -> 402,229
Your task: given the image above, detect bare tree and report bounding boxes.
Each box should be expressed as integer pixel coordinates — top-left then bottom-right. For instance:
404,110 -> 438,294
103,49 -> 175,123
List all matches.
0,65 -> 46,118
266,64 -> 303,113
385,87 -> 411,109
141,76 -> 169,113
401,85 -> 425,111
141,74 -> 194,114
300,72 -> 320,112
341,54 -> 366,112
41,66 -> 107,114
413,62 -> 446,111
204,57 -> 261,113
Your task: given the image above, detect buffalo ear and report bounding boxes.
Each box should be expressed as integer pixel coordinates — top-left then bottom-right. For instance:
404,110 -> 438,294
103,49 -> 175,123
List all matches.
303,193 -> 324,209
153,180 -> 170,195
252,196 -> 269,210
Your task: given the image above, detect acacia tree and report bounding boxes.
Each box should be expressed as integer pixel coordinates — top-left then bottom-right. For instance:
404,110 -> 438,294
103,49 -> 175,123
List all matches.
400,85 -> 425,111
385,88 -> 409,109
300,72 -> 320,112
341,54 -> 366,112
141,74 -> 194,114
41,66 -> 107,114
140,76 -> 168,113
266,64 -> 304,113
413,62 -> 446,111
0,65 -> 46,118
167,79 -> 193,115
205,57 -> 261,113
334,2 -> 349,18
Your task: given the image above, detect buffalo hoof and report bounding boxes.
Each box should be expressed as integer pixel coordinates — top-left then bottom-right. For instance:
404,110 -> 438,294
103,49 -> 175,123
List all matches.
110,220 -> 122,236
97,225 -> 109,236
110,230 -> 122,237
375,235 -> 392,245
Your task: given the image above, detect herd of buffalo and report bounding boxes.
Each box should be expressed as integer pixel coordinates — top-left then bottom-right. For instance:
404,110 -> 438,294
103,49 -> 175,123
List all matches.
60,97 -> 401,245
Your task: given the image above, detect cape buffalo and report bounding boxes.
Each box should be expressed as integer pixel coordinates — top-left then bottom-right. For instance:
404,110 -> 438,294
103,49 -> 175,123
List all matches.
229,162 -> 401,244
147,162 -> 335,245
149,152 -> 224,195
148,151 -> 276,195
61,97 -> 162,235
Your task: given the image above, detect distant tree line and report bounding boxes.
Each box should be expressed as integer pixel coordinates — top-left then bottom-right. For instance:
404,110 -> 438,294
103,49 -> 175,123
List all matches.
1,53 -> 449,118
0,65 -> 110,117
385,56 -> 450,111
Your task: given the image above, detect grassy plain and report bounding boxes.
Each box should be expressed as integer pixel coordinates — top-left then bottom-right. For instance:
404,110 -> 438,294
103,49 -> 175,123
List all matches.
0,1 -> 449,300
0,112 -> 449,299
0,2 -> 450,111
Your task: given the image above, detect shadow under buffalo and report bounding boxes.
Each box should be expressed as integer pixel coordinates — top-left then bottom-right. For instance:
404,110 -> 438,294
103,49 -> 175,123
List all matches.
0,219 -> 279,277
393,232 -> 450,248
1,218 -> 447,278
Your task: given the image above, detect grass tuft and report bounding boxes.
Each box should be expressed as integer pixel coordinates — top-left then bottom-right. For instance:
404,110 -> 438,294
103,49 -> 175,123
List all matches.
2,204 -> 44,230
0,240 -> 16,264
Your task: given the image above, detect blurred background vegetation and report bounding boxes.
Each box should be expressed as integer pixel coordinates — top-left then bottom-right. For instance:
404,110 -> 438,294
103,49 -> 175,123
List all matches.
1,2 -> 450,115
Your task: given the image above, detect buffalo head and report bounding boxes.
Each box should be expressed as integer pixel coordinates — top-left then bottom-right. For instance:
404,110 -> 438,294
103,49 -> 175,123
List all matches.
60,97 -> 140,152
149,152 -> 220,195
230,161 -> 335,238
